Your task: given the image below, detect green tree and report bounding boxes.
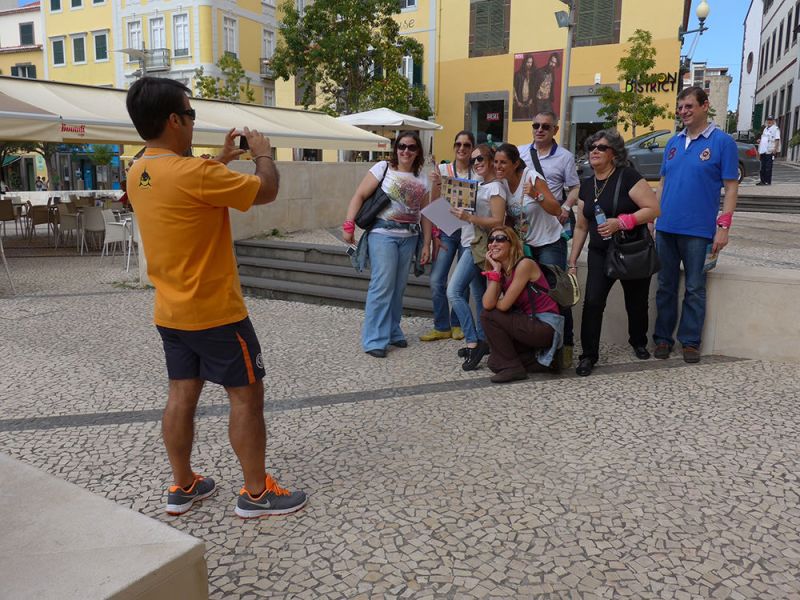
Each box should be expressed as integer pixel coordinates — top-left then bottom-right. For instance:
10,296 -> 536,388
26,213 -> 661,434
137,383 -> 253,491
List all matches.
596,29 -> 670,137
0,142 -> 62,189
194,54 -> 256,103
271,0 -> 431,118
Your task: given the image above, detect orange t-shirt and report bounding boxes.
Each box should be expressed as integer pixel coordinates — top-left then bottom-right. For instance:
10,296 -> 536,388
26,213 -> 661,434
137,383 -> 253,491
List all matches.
128,148 -> 261,330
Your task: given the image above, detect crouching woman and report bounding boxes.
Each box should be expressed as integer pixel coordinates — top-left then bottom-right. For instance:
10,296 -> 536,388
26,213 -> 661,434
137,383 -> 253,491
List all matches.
479,226 -> 564,383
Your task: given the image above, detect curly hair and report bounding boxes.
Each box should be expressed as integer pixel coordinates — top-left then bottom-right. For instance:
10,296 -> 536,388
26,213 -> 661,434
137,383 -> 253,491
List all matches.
389,131 -> 425,176
585,128 -> 629,168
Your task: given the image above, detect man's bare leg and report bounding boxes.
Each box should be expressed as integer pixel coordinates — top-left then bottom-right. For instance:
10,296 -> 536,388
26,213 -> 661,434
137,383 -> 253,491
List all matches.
226,380 -> 267,495
163,378 -> 204,488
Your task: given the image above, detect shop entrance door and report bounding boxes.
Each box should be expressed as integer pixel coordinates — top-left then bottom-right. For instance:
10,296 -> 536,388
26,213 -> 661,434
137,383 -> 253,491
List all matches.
471,100 -> 505,146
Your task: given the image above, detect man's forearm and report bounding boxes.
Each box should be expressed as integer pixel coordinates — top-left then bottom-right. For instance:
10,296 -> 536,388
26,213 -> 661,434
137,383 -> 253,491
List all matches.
721,181 -> 737,215
253,156 -> 279,204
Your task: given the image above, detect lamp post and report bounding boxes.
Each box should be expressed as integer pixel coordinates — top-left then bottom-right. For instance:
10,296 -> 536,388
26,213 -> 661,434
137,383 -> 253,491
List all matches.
555,0 -> 574,151
678,0 -> 710,45
115,46 -> 149,78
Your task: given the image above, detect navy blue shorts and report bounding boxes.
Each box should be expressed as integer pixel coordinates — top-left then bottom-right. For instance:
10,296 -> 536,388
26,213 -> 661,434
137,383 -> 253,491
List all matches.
156,317 -> 266,387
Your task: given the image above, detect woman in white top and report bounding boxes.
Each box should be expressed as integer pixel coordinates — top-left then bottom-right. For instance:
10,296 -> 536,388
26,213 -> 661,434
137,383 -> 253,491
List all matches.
494,143 -> 563,266
421,130 -> 478,343
343,132 -> 432,358
446,143 -> 507,371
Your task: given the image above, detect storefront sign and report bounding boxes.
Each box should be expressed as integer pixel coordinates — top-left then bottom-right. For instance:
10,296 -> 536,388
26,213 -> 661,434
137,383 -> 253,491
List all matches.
625,72 -> 678,94
60,123 -> 86,137
486,112 -> 500,122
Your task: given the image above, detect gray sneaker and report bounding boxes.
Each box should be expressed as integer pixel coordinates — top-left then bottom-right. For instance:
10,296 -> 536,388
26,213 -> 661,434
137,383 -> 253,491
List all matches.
235,474 -> 308,518
166,474 -> 216,515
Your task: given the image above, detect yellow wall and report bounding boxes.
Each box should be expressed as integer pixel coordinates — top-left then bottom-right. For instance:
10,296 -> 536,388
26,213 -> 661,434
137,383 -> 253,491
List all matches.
0,48 -> 43,79
45,0 -> 114,85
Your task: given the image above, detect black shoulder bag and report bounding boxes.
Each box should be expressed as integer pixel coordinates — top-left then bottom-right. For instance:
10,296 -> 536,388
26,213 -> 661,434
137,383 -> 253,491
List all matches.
354,164 -> 391,230
603,172 -> 660,281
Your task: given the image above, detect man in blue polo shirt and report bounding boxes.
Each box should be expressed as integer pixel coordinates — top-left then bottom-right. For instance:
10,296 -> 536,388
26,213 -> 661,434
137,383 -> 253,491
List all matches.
653,86 -> 738,363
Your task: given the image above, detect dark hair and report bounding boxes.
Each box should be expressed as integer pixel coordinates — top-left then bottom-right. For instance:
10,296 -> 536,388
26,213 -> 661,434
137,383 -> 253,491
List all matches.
453,130 -> 476,146
547,52 -> 560,66
494,143 -> 525,174
126,76 -> 192,140
474,143 -> 495,160
389,130 -> 424,176
677,86 -> 709,106
585,128 -> 629,168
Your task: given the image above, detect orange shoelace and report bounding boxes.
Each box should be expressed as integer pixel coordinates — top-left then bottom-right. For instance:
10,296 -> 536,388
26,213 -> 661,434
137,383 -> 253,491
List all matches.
240,473 -> 290,499
169,472 -> 202,493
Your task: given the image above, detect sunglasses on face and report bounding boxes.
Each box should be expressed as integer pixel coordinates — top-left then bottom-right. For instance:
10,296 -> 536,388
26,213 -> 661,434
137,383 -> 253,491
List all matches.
470,155 -> 486,165
396,143 -> 418,152
454,142 -> 473,149
488,234 -> 510,244
179,108 -> 196,121
588,144 -> 611,152
532,123 -> 552,131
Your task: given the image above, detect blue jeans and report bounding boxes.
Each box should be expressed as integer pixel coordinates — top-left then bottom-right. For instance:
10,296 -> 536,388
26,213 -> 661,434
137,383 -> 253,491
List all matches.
430,231 -> 465,331
447,250 -> 487,344
654,231 -> 710,349
527,237 -> 573,346
362,233 -> 417,352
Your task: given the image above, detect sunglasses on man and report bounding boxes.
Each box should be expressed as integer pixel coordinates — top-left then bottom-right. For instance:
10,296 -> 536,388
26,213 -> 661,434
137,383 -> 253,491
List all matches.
178,108 -> 196,121
532,123 -> 552,131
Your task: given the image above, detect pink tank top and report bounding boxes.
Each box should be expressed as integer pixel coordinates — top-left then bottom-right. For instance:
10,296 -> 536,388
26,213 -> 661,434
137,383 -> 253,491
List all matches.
502,260 -> 559,315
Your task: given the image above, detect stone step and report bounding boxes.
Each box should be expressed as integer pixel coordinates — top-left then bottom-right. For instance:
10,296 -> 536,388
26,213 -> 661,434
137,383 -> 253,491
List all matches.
735,194 -> 800,214
237,255 -> 432,299
239,275 -> 433,315
235,238 -> 353,268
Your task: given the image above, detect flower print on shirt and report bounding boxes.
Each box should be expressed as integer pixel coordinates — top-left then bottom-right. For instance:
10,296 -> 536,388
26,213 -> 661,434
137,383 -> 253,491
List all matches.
383,175 -> 428,224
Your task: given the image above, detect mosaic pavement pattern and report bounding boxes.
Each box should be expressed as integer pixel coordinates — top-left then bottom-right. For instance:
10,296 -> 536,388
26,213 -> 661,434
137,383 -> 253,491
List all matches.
1,252 -> 800,599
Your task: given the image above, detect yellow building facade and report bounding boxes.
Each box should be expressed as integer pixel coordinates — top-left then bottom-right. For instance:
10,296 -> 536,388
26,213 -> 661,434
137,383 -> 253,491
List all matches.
397,0 -> 690,160
0,2 -> 44,81
41,0 -> 279,106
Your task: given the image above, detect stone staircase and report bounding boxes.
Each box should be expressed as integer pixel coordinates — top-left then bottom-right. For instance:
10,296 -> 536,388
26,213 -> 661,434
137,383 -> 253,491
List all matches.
235,238 -> 434,315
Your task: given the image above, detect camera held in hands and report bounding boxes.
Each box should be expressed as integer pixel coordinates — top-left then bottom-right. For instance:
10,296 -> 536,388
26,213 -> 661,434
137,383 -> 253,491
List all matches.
238,133 -> 249,151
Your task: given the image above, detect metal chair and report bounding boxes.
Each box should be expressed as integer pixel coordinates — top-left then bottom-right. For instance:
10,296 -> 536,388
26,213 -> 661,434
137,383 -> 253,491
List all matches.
0,198 -> 17,236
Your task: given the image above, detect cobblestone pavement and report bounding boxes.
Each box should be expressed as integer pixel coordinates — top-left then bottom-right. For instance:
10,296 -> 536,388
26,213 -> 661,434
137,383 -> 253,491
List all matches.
2,247 -> 800,599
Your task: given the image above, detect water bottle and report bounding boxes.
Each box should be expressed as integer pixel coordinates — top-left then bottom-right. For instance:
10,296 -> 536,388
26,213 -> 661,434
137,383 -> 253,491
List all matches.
561,218 -> 573,241
594,203 -> 611,240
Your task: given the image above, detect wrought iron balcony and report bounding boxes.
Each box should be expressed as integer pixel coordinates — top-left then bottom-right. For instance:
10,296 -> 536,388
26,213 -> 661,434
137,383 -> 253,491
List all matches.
144,48 -> 171,72
260,58 -> 275,79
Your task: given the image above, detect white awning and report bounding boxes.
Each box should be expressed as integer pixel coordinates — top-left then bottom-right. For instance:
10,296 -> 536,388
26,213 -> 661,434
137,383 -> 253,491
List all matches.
0,76 -> 391,151
336,108 -> 442,131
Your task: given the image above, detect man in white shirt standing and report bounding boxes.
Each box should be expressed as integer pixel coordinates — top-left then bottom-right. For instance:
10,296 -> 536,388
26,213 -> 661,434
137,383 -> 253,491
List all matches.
757,115 -> 781,186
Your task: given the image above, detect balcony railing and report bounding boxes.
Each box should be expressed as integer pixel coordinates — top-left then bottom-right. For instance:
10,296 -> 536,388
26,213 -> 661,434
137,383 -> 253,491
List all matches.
144,48 -> 171,72
260,58 -> 275,79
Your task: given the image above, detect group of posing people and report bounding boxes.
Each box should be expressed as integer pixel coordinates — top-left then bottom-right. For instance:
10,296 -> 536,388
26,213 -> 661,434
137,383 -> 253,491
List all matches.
344,86 -> 738,383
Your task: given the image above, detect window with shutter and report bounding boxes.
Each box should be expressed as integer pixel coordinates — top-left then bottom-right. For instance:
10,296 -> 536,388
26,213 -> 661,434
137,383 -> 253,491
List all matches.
52,39 -> 65,65
469,0 -> 509,58
19,23 -> 34,46
574,0 -> 621,47
51,0 -> 61,11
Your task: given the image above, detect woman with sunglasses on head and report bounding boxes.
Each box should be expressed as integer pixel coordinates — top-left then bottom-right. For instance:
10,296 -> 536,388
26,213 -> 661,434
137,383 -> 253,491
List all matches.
343,131 -> 432,358
493,143 -> 561,263
446,143 -> 507,371
480,226 -> 564,383
421,131 -> 478,343
568,129 -> 660,377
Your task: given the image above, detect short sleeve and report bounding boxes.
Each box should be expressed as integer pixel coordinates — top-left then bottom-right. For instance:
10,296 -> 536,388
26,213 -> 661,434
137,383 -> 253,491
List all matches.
659,139 -> 673,177
524,166 -> 542,187
563,152 -> 580,187
622,166 -> 643,191
369,161 -> 389,181
199,160 -> 261,212
720,135 -> 739,181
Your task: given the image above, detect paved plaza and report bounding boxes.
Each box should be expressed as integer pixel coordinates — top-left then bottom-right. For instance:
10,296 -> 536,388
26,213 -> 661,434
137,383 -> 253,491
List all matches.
2,216 -> 800,599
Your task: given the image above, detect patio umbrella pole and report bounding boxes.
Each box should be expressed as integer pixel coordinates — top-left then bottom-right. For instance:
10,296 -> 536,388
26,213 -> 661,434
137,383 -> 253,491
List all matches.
0,234 -> 16,295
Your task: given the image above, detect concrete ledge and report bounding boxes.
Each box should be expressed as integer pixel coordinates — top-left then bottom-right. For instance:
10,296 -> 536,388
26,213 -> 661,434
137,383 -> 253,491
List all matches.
572,259 -> 800,363
0,454 -> 208,600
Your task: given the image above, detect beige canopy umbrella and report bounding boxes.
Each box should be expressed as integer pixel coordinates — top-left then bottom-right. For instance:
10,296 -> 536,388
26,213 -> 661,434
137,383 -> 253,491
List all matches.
0,76 -> 391,151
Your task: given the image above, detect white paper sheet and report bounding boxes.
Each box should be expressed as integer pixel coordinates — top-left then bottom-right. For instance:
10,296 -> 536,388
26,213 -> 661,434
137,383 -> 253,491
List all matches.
420,198 -> 464,237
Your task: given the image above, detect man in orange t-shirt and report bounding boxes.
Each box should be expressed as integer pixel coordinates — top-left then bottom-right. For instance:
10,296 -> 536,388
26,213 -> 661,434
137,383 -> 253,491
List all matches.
126,77 -> 306,519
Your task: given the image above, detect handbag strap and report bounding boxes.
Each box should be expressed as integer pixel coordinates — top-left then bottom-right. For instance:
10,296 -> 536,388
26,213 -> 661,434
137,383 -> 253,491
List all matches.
528,144 -> 545,179
609,168 -> 624,217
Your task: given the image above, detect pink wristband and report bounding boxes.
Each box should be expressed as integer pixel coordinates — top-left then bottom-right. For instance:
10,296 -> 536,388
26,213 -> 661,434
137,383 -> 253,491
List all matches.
716,212 -> 733,228
617,213 -> 638,231
431,226 -> 441,239
481,271 -> 502,282
343,220 -> 355,233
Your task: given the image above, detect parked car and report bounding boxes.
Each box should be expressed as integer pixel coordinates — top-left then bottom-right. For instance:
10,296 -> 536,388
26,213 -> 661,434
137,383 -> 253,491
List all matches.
576,129 -> 760,182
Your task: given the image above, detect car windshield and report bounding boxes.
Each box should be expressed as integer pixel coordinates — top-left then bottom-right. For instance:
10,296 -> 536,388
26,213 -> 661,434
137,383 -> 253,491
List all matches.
625,131 -> 668,147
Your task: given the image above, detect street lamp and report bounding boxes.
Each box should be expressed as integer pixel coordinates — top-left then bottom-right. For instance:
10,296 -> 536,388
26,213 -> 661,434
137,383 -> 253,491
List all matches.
555,0 -> 574,150
115,46 -> 149,78
678,0 -> 710,45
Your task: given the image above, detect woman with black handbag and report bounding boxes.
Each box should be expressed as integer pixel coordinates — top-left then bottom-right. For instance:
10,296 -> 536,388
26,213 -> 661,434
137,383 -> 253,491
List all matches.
567,129 -> 660,377
343,132 -> 432,358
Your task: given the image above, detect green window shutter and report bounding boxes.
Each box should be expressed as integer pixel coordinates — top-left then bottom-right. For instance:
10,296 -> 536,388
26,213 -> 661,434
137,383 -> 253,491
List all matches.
11,66 -> 19,77
73,38 -> 85,62
412,60 -> 422,87
50,0 -> 61,11
53,40 -> 64,64
29,65 -> 36,78
20,23 -> 34,46
95,35 -> 107,60
575,0 -> 617,47
470,0 -> 506,57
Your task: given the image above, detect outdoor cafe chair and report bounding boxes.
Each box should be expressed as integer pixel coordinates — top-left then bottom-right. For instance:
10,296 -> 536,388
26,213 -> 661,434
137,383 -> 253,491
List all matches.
26,202 -> 52,242
55,203 -> 80,251
0,198 -> 17,236
101,209 -> 127,259
80,205 -> 105,252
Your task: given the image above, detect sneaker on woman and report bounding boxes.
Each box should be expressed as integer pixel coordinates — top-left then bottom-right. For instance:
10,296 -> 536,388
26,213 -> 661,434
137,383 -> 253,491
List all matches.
235,474 -> 308,518
166,473 -> 216,515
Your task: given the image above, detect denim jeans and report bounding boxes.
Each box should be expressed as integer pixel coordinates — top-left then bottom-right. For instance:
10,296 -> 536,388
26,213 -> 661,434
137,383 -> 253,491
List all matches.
430,231 -> 465,331
362,232 -> 418,352
446,250 -> 487,344
527,237 -> 574,346
654,231 -> 710,349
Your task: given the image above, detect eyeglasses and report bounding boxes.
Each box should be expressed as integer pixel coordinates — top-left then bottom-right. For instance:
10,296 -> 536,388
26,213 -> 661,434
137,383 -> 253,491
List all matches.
532,123 -> 552,131
396,143 -> 418,152
454,142 -> 473,149
470,155 -> 486,165
488,234 -> 510,244
588,143 -> 612,152
178,108 -> 196,121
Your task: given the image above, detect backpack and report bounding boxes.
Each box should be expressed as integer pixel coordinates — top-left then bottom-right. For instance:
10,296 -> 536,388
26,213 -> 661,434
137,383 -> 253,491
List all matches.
530,264 -> 580,308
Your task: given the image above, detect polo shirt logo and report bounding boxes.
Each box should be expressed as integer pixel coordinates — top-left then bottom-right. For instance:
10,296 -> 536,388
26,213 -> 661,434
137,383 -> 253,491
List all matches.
700,148 -> 711,161
139,169 -> 152,189
667,148 -> 677,160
